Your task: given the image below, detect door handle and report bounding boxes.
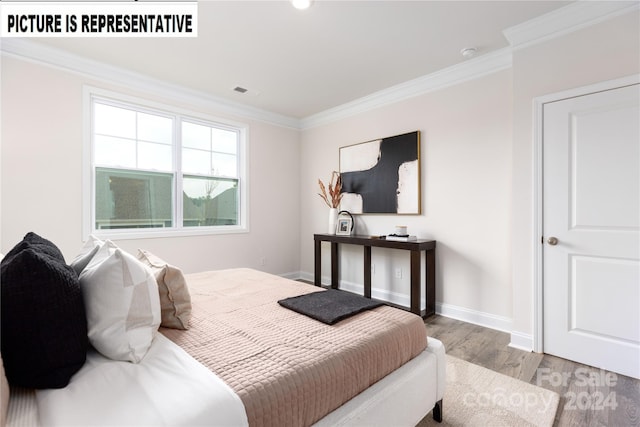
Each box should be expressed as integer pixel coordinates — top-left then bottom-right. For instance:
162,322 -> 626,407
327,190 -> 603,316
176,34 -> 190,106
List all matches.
547,237 -> 559,246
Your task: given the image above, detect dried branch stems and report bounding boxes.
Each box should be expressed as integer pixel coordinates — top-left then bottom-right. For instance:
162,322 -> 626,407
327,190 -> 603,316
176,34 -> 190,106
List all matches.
317,171 -> 342,208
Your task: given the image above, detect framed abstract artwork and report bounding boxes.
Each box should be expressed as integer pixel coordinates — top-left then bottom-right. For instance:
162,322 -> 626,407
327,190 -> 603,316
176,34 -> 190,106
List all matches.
339,131 -> 421,214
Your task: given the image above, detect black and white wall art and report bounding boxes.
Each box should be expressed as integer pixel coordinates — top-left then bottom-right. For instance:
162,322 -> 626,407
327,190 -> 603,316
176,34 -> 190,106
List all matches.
339,131 -> 420,214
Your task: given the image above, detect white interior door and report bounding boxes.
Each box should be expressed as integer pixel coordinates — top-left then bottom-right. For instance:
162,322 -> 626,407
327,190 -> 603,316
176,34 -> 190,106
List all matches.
543,83 -> 640,379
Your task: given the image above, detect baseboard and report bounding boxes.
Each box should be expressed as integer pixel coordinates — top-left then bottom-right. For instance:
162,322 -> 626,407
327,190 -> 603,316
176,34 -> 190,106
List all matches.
296,271 -> 516,336
300,273 -> 421,308
297,271 -> 314,283
435,302 -> 512,334
279,271 -> 303,281
508,331 -> 534,352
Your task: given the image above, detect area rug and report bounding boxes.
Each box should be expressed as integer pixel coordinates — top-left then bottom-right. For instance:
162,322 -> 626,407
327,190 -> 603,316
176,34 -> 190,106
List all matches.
417,356 -> 559,427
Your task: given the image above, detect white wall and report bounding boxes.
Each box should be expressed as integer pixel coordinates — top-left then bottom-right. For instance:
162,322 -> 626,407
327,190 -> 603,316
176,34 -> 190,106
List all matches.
299,9 -> 640,337
300,70 -> 514,325
1,7 -> 637,343
510,11 -> 640,343
0,56 -> 302,276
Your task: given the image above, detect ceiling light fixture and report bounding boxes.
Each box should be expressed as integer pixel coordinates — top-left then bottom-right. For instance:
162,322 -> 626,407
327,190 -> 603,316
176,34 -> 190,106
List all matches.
291,0 -> 313,10
460,47 -> 478,59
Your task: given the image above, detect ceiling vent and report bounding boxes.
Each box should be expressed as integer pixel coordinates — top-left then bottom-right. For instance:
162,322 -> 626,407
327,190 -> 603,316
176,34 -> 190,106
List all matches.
232,86 -> 260,97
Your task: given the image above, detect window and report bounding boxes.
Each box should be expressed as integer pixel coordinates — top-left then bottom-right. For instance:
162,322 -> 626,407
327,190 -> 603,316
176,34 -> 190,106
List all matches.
87,90 -> 247,238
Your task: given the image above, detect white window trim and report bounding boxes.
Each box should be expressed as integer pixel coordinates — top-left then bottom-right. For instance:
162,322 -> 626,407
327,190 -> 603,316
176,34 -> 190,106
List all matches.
82,85 -> 249,241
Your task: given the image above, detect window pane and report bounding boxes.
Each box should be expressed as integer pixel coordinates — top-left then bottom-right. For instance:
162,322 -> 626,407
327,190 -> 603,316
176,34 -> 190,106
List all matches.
94,135 -> 136,168
183,176 -> 238,226
95,168 -> 173,229
94,103 -> 136,139
211,153 -> 237,178
211,128 -> 237,154
91,94 -> 245,234
138,112 -> 172,144
138,142 -> 172,172
182,122 -> 210,150
182,147 -> 211,175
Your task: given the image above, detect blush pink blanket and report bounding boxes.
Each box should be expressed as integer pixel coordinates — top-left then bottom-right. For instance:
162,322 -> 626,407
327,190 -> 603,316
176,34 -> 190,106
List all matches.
161,268 -> 427,427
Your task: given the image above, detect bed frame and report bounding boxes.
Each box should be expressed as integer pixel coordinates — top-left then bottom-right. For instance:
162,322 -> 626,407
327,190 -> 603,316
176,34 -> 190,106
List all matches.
6,337 -> 445,426
4,267 -> 447,426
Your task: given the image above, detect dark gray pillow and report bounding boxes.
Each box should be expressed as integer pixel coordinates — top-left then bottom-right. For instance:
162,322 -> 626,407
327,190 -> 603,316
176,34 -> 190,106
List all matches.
3,232 -> 65,264
0,237 -> 88,389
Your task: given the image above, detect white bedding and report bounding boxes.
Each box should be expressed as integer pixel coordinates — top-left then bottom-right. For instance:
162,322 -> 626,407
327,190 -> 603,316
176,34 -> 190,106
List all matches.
35,334 -> 248,427
7,336 -> 445,427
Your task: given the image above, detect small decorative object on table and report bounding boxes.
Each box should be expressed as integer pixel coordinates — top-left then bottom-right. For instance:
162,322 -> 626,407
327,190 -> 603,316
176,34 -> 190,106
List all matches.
318,171 -> 342,234
336,210 -> 354,235
386,225 -> 416,241
386,234 -> 417,242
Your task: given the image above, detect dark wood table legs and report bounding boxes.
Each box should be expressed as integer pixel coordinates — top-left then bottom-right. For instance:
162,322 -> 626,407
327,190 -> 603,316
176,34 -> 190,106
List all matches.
426,248 -> 436,316
314,239 -> 322,286
410,250 -> 421,315
363,246 -> 372,298
314,234 -> 437,318
330,242 -> 339,289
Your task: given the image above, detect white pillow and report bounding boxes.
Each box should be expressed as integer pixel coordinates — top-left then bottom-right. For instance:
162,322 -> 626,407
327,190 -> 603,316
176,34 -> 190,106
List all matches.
70,235 -> 104,275
79,241 -> 161,363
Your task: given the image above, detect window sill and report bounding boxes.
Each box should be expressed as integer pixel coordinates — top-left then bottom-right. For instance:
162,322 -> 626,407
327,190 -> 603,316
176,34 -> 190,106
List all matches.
90,225 -> 249,241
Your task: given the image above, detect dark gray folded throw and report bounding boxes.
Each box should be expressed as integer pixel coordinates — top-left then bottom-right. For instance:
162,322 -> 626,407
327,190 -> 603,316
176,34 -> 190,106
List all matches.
278,289 -> 384,325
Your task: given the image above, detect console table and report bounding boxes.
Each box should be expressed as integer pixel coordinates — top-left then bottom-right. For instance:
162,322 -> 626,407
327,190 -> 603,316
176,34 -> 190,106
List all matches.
313,234 -> 436,318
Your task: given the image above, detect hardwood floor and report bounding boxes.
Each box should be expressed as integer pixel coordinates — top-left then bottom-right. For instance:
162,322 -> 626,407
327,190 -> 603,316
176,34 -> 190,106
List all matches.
424,315 -> 640,427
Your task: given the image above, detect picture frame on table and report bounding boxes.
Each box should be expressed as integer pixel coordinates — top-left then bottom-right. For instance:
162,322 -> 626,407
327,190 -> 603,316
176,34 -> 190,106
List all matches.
336,217 -> 353,235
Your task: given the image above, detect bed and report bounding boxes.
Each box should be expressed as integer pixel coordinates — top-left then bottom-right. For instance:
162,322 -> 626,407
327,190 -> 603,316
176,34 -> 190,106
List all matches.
1,234 -> 445,427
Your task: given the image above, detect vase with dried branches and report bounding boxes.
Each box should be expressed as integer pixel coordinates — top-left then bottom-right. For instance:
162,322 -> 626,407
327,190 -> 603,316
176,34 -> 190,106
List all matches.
318,171 -> 342,234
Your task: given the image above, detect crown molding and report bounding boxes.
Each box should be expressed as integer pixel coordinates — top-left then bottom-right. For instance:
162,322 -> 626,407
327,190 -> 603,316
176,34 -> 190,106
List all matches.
2,1 -> 636,131
503,0 -> 640,50
0,39 -> 301,130
302,1 -> 639,129
3,37 -> 513,131
300,46 -> 513,130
